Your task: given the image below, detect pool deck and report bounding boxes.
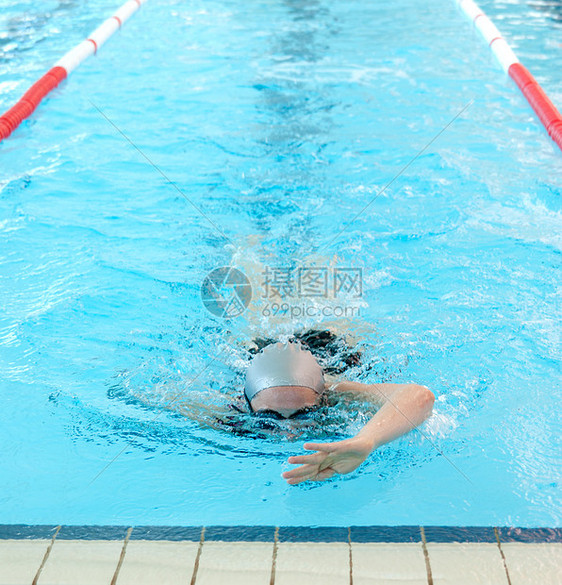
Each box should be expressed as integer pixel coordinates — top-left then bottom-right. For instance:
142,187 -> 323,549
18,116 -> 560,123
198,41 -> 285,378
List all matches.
0,525 -> 560,585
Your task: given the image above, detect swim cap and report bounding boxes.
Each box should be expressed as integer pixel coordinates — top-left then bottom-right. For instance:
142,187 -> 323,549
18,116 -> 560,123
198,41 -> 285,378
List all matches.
244,341 -> 325,402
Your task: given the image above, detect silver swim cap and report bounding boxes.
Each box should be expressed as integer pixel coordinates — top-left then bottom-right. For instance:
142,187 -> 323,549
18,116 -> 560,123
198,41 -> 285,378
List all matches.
244,341 -> 325,402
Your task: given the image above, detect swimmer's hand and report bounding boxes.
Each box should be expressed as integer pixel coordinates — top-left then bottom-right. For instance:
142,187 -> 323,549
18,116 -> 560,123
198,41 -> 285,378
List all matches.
282,436 -> 373,485
282,383 -> 434,485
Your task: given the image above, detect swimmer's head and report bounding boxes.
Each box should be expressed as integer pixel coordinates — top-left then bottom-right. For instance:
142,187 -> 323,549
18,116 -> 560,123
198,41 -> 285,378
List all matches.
245,341 -> 325,418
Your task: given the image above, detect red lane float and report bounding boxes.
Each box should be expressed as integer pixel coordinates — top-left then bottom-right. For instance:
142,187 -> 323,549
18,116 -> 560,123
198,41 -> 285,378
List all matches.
509,63 -> 562,147
456,0 -> 562,151
0,0 -> 148,142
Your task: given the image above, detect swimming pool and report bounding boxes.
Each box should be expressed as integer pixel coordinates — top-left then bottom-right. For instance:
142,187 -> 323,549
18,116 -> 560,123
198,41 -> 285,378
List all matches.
0,0 -> 560,530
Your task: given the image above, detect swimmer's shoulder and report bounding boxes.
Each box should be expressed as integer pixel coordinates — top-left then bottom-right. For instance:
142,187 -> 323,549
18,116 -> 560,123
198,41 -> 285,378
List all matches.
323,374 -> 341,392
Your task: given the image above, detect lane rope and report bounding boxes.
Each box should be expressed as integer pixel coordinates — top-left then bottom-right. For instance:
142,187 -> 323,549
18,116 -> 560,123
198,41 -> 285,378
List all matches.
456,0 -> 562,151
1,0 -> 559,151
0,0 -> 148,142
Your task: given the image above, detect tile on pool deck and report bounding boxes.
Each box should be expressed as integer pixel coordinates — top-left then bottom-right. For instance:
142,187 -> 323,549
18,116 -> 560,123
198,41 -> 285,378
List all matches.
352,543 -> 428,585
116,540 -> 199,585
195,541 -> 274,585
426,543 -> 508,585
0,540 -> 50,585
275,542 -> 350,585
501,543 -> 562,585
37,540 -> 123,585
2,526 -> 562,585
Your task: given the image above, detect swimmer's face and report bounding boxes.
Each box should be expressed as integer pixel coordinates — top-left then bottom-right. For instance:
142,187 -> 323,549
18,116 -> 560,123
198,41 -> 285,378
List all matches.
250,386 -> 321,419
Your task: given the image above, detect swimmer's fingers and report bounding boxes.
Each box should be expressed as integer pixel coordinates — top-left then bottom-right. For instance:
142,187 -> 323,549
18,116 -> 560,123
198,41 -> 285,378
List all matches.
287,452 -> 325,465
282,463 -> 319,484
316,468 -> 336,481
282,463 -> 317,479
303,441 -> 342,453
283,465 -> 336,485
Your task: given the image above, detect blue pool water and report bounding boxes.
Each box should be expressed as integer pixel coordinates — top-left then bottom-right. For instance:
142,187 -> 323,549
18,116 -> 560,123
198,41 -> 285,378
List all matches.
0,0 -> 561,527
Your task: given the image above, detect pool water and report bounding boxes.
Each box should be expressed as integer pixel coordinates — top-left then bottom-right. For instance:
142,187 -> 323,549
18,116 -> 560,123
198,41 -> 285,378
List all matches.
0,0 -> 561,527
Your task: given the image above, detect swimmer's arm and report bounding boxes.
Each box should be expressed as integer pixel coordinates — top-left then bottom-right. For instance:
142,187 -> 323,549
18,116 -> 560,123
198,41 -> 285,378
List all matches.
327,380 -> 434,445
283,383 -> 434,485
327,380 -> 429,408
352,383 -> 434,449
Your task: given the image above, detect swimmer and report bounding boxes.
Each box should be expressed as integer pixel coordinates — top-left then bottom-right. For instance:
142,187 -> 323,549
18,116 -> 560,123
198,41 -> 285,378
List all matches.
245,339 -> 435,485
